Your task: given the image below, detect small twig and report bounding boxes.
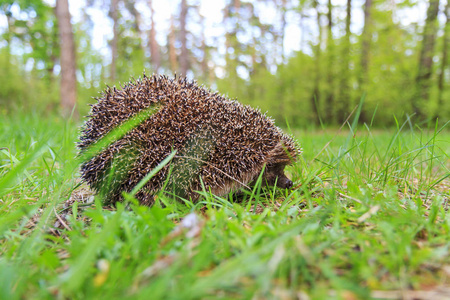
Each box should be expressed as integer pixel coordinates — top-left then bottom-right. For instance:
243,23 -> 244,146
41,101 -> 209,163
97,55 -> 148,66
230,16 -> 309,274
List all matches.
371,287 -> 450,300
58,202 -> 94,214
357,205 -> 380,223
338,192 -> 362,204
53,207 -> 71,231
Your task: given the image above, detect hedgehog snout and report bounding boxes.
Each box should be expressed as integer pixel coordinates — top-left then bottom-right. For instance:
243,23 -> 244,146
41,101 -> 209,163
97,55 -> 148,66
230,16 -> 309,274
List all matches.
276,175 -> 293,189
262,163 -> 294,190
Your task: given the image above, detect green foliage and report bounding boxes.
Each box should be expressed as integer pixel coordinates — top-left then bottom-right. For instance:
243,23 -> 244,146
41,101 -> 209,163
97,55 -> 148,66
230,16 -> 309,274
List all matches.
0,0 -> 59,112
217,53 -> 318,128
0,113 -> 449,298
0,49 -> 27,110
1,0 -> 449,125
115,22 -> 148,82
217,1 -> 449,127
1,0 -> 58,78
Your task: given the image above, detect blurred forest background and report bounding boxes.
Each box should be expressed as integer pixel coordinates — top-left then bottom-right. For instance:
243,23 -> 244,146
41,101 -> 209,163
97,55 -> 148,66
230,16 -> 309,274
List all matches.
0,0 -> 449,127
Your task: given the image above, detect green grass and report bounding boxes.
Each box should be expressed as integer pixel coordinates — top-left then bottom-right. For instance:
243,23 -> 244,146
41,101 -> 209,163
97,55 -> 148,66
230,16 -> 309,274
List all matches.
0,112 -> 449,299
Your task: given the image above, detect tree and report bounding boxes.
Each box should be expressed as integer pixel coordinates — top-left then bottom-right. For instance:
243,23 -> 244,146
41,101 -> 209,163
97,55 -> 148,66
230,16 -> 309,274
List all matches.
414,0 -> 440,120
324,0 -> 335,123
358,0 -> 373,124
179,0 -> 189,75
309,0 -> 322,125
148,0 -> 161,72
437,0 -> 449,119
221,0 -> 241,92
198,11 -> 210,82
125,0 -> 143,36
336,0 -> 352,124
56,0 -> 77,119
110,0 -> 119,81
168,15 -> 178,73
275,0 -> 287,62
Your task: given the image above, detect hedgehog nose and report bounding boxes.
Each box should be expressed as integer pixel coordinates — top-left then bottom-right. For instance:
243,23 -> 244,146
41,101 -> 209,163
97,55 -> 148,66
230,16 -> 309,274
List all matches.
277,177 -> 293,189
285,179 -> 293,189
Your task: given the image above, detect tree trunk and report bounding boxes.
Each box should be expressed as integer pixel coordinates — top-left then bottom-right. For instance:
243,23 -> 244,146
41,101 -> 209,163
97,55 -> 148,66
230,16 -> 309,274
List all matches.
309,0 -> 322,125
278,0 -> 287,62
110,0 -> 119,81
125,0 -> 144,60
179,0 -> 189,76
336,0 -> 352,124
56,0 -> 78,119
199,11 -> 209,82
358,0 -> 373,124
436,0 -> 449,119
324,0 -> 334,124
234,0 -> 240,10
148,0 -> 161,72
224,3 -> 231,69
223,0 -> 239,78
125,0 -> 142,36
415,0 -> 440,120
168,15 -> 178,73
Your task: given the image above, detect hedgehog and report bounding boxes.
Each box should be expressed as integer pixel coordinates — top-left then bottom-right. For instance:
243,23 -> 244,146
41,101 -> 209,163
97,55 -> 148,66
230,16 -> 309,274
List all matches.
78,74 -> 301,206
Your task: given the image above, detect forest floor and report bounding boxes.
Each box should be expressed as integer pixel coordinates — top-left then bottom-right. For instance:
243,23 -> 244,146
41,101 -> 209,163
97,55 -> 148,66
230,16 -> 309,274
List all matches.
0,113 -> 449,299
